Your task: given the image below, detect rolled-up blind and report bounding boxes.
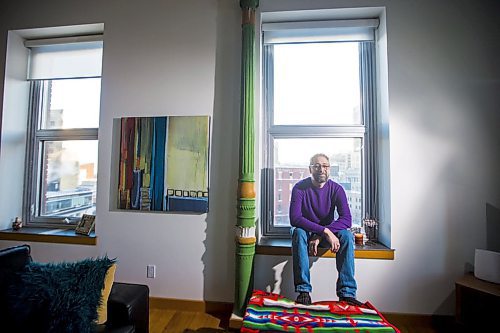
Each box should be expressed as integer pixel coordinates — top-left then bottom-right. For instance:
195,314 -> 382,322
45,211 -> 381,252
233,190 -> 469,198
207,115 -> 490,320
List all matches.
25,35 -> 103,80
263,19 -> 379,44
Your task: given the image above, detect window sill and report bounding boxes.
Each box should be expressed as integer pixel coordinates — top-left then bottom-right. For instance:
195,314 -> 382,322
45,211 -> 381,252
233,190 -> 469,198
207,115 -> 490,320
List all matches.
0,227 -> 97,246
257,237 -> 394,260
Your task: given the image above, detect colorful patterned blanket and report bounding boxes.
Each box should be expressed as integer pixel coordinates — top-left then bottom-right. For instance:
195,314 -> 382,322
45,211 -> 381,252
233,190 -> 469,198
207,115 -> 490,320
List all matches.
242,290 -> 400,333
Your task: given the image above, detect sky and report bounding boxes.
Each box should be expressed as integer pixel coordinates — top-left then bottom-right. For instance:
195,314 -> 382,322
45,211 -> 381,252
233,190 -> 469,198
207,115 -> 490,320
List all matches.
49,78 -> 100,129
275,137 -> 361,167
272,42 -> 362,166
47,78 -> 101,169
273,42 -> 360,126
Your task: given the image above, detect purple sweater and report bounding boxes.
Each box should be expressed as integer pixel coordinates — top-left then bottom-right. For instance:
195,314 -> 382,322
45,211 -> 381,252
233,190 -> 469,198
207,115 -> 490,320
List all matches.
289,178 -> 352,234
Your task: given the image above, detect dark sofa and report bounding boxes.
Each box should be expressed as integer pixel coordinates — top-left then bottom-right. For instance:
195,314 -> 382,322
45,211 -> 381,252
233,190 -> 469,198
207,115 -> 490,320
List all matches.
0,244 -> 149,333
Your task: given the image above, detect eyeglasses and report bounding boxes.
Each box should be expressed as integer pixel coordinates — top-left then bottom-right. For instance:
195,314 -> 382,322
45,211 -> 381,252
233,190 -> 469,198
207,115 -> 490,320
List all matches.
310,164 -> 331,170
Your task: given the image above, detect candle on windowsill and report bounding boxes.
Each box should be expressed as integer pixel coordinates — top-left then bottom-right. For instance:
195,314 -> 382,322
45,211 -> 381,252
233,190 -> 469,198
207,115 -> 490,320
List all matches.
354,233 -> 364,245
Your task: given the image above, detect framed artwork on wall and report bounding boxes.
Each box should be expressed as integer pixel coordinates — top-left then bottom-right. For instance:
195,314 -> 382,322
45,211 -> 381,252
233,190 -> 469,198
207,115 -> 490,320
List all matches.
117,116 -> 210,214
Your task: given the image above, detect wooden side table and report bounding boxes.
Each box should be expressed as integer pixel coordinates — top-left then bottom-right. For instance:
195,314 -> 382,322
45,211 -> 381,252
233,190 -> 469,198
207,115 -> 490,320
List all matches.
455,273 -> 500,327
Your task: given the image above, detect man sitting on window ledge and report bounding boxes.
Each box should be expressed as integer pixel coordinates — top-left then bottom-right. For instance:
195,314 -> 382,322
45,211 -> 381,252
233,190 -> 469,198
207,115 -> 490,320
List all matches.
289,153 -> 363,307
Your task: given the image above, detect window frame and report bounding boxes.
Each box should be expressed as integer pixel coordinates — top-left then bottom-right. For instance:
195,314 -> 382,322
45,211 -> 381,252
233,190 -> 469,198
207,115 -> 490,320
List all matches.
23,78 -> 100,227
261,23 -> 379,239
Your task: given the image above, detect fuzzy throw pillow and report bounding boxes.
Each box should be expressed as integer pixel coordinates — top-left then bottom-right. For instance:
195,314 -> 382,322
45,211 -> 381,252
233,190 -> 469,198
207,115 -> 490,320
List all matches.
8,256 -> 115,333
96,263 -> 116,324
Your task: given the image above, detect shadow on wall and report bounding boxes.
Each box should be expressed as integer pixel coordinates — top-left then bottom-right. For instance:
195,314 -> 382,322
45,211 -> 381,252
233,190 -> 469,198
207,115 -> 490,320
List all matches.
201,1 -> 241,304
258,257 -> 293,297
433,288 -> 455,317
257,256 -> 327,300
428,194 -> 500,316
486,203 -> 500,252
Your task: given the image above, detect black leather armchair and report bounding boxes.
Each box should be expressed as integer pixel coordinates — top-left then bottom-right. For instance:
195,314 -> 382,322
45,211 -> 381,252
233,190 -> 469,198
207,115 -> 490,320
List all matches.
104,282 -> 150,333
0,244 -> 149,333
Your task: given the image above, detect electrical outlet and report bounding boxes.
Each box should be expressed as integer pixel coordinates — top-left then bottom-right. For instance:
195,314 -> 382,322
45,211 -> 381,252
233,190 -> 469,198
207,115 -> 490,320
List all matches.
147,265 -> 156,278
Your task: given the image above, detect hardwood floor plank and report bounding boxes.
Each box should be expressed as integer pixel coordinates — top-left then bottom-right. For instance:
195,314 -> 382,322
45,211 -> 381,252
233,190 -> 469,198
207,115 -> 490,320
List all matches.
149,308 -> 222,333
150,308 -> 176,333
164,311 -> 198,333
192,311 -> 220,330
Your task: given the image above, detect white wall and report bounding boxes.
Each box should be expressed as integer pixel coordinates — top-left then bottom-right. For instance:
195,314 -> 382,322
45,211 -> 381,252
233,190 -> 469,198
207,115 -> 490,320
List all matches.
0,0 -> 499,316
0,32 -> 29,228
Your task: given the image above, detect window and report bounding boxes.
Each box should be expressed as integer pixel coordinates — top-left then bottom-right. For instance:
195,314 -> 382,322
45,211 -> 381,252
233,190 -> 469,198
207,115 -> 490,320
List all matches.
261,19 -> 379,238
23,36 -> 103,226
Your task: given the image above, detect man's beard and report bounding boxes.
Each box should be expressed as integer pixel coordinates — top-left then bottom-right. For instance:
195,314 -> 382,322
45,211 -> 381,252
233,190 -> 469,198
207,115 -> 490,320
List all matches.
312,173 -> 328,183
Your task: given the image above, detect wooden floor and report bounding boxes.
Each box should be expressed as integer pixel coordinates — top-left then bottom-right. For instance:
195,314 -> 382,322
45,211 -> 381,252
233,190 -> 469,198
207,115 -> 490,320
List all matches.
150,308 -> 228,333
150,307 -> 468,333
383,314 -> 466,333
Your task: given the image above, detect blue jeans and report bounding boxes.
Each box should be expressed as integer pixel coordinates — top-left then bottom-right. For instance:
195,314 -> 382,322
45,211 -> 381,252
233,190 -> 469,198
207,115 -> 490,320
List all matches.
291,227 -> 357,298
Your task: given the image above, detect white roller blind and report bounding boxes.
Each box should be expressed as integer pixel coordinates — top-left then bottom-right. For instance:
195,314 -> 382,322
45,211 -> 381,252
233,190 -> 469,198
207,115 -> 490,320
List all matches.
26,36 -> 103,80
263,19 -> 379,44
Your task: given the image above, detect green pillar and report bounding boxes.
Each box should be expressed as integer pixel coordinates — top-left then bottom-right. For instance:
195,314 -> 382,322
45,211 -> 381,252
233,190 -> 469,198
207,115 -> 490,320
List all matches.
234,0 -> 259,317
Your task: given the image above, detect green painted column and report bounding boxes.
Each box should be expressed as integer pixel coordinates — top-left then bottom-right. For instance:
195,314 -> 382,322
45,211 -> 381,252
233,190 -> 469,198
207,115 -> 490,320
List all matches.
234,0 -> 259,317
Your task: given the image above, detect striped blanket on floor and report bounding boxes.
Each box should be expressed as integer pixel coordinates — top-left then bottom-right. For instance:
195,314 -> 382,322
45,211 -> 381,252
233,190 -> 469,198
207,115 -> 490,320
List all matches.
242,290 -> 400,333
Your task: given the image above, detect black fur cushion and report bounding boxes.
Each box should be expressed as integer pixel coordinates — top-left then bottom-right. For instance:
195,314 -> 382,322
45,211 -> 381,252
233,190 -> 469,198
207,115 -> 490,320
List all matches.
8,256 -> 115,333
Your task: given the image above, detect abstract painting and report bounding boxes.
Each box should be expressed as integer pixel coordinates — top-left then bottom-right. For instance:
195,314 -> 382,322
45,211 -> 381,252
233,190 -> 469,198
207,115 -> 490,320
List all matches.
118,116 -> 210,213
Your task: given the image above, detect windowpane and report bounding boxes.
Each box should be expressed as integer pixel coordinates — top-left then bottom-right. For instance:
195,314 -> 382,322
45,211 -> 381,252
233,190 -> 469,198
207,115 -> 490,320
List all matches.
39,140 -> 98,218
24,38 -> 102,226
41,78 -> 101,129
273,42 -> 361,125
273,138 -> 362,227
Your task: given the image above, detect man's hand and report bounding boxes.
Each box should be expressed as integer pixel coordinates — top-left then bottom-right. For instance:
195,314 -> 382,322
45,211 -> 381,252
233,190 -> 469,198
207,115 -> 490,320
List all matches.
309,234 -> 321,256
323,228 -> 340,253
